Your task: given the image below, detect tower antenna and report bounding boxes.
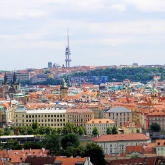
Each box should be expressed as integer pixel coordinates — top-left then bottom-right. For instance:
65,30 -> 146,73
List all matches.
67,28 -> 69,48
65,28 -> 71,68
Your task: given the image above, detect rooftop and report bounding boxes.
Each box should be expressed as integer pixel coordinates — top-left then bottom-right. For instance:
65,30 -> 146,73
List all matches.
92,133 -> 150,142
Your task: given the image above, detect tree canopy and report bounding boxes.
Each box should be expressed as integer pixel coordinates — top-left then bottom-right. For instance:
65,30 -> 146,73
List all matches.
106,127 -> 112,134
85,143 -> 106,165
112,125 -> 118,134
61,133 -> 80,150
150,122 -> 161,132
72,67 -> 165,83
92,126 -> 99,136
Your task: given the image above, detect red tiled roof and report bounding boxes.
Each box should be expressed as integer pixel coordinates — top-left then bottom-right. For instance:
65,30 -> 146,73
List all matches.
55,157 -> 86,165
24,156 -> 56,165
126,146 -> 143,154
92,133 -> 150,142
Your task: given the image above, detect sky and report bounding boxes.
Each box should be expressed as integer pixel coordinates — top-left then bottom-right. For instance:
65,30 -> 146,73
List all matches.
1,0 -> 165,70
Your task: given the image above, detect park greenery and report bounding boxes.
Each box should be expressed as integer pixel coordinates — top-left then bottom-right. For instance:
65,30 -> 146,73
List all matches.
73,67 -> 165,83
2,122 -> 86,136
1,132 -> 106,165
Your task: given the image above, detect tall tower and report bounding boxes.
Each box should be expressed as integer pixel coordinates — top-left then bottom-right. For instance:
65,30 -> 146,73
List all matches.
65,29 -> 71,68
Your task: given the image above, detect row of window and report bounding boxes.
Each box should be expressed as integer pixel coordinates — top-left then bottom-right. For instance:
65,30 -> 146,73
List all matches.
15,114 -> 66,118
15,123 -> 65,127
17,119 -> 65,122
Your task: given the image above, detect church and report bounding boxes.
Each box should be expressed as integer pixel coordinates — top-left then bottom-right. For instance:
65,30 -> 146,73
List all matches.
0,72 -> 20,99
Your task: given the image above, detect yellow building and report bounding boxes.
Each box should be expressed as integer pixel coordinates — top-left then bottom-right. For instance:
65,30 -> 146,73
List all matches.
14,105 -> 66,129
86,119 -> 115,135
122,121 -> 142,134
66,108 -> 94,127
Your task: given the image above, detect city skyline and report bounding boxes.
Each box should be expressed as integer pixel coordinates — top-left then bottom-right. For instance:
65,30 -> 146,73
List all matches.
1,0 -> 165,70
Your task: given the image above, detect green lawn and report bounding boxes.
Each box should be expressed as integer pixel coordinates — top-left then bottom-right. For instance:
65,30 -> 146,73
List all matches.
80,141 -> 91,147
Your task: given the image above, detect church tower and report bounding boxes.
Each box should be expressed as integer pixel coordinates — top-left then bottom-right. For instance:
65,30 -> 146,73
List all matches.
2,72 -> 9,98
60,78 -> 68,100
151,87 -> 158,104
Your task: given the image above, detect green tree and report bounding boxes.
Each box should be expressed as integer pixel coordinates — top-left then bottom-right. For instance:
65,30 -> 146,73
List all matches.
112,125 -> 118,134
45,127 -> 51,135
0,128 -> 4,136
79,127 -> 84,135
136,129 -> 140,133
61,133 -> 80,150
27,127 -> 34,135
64,146 -> 85,157
41,134 -> 61,155
85,143 -> 106,165
4,127 -> 10,135
150,122 -> 161,132
38,126 -> 46,135
57,128 -> 62,135
106,127 -> 112,135
3,139 -> 22,150
24,141 -> 41,149
62,122 -> 75,135
20,126 -> 28,135
32,122 -> 39,130
92,126 -> 99,136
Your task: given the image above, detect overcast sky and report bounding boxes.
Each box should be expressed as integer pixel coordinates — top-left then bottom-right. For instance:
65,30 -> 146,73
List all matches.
1,0 -> 165,70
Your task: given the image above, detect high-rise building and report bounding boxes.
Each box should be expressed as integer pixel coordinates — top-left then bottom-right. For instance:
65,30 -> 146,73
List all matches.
65,29 -> 71,68
48,62 -> 52,69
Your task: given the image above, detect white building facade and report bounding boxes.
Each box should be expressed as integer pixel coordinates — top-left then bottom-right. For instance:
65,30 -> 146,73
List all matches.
86,119 -> 115,135
92,133 -> 151,155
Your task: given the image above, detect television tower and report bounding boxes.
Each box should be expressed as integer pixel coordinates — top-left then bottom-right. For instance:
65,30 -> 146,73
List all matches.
65,29 -> 71,68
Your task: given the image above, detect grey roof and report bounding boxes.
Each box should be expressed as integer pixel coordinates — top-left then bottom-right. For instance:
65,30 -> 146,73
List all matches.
106,107 -> 131,113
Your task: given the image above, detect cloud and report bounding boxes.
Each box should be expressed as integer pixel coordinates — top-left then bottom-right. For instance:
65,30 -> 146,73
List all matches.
124,0 -> 165,12
110,4 -> 126,11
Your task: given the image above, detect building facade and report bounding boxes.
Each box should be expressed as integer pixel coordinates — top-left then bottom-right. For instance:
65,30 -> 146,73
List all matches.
66,108 -> 94,127
86,119 -> 115,135
122,121 -> 142,134
104,107 -> 132,128
14,105 -> 66,129
92,133 -> 151,155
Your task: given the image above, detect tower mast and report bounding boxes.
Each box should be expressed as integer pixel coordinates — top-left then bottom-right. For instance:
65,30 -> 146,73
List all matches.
65,28 -> 71,68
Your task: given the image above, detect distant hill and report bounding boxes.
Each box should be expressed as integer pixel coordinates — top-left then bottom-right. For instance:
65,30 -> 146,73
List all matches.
72,67 -> 165,83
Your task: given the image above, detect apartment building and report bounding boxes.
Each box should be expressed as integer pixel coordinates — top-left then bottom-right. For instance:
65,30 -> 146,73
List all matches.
92,133 -> 151,155
156,140 -> 165,156
86,119 -> 115,135
66,108 -> 94,126
104,107 -> 132,128
144,111 -> 165,131
14,105 -> 66,129
122,121 -> 142,134
14,106 -> 94,128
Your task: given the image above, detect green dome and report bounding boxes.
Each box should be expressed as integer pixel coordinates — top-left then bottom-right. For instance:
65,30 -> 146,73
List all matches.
0,106 -> 4,111
152,87 -> 158,93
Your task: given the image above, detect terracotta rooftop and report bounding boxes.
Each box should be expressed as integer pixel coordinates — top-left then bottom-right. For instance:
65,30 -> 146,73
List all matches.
86,119 -> 115,124
156,140 -> 165,146
24,156 -> 56,165
55,157 -> 86,165
92,133 -> 150,142
66,108 -> 94,114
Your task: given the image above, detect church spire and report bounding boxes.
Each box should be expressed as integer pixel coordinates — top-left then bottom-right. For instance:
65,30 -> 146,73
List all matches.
13,72 -> 17,84
4,72 -> 7,84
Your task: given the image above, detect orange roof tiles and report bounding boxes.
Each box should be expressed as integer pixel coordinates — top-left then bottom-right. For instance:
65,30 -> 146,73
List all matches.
92,133 -> 150,142
66,108 -> 93,114
55,157 -> 86,165
86,119 -> 115,124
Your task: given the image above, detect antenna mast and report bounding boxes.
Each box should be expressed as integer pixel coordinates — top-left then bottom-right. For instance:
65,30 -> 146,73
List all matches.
65,28 -> 71,68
